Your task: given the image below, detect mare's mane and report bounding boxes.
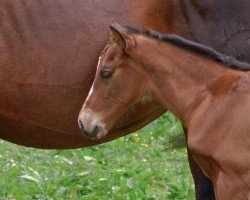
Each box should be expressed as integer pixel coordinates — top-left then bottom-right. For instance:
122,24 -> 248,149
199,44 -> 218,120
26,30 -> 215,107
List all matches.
123,25 -> 250,71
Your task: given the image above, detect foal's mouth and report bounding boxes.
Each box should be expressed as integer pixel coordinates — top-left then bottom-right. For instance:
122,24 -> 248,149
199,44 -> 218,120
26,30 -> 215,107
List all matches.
78,121 -> 98,139
77,110 -> 108,140
78,121 -> 108,140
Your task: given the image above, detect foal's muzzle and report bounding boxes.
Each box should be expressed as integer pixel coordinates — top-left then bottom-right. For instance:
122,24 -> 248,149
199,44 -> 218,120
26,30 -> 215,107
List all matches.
78,120 -> 100,139
77,110 -> 107,140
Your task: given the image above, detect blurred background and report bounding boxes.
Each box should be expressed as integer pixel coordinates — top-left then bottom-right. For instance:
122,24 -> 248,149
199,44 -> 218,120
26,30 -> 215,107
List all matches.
0,112 -> 194,200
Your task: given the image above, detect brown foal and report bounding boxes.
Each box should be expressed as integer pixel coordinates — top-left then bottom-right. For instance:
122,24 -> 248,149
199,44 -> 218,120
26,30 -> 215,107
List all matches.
78,22 -> 250,200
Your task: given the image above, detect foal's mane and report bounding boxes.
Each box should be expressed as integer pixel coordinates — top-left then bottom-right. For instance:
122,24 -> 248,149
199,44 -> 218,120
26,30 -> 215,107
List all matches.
123,25 -> 250,71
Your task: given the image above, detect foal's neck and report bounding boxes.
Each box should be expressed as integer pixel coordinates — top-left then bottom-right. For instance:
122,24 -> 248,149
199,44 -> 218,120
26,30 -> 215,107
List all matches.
134,37 -> 241,126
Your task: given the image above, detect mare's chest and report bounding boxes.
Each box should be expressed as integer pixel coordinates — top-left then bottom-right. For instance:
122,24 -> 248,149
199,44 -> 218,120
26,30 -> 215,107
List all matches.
174,0 -> 250,62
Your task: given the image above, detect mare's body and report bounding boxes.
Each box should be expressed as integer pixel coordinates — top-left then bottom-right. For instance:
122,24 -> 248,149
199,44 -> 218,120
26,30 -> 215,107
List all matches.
0,0 -> 249,148
1,1 -> 250,199
78,23 -> 250,200
0,0 -> 166,149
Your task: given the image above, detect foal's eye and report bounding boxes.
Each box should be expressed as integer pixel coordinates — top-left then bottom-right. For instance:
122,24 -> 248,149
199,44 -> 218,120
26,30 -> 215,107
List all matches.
101,71 -> 112,79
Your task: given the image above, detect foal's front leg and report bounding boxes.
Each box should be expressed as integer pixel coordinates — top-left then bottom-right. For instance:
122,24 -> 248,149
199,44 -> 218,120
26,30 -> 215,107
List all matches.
213,169 -> 250,200
184,128 -> 215,200
187,149 -> 215,200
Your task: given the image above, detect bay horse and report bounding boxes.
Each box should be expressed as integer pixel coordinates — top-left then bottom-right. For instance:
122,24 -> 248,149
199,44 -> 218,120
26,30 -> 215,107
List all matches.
78,22 -> 250,200
1,1 -> 250,199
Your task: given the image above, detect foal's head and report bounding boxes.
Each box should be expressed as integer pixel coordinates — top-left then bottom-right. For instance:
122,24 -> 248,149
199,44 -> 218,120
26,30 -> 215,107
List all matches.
78,22 -> 149,139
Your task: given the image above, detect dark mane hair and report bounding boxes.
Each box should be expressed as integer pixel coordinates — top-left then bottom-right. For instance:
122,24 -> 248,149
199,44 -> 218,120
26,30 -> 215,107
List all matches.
123,25 -> 250,71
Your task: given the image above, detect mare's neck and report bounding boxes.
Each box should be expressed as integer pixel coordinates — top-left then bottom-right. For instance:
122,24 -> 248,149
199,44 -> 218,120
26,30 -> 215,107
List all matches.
134,38 -> 238,126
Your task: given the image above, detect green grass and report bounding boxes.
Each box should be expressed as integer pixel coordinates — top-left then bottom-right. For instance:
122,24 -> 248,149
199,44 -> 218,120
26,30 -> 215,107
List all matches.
0,112 -> 194,200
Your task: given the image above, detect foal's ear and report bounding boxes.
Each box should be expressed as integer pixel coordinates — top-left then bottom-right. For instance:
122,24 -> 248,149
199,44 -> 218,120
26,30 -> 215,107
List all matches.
110,21 -> 132,51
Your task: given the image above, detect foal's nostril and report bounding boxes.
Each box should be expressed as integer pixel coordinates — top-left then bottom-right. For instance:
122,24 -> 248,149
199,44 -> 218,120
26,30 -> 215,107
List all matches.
78,120 -> 85,133
91,125 -> 99,137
